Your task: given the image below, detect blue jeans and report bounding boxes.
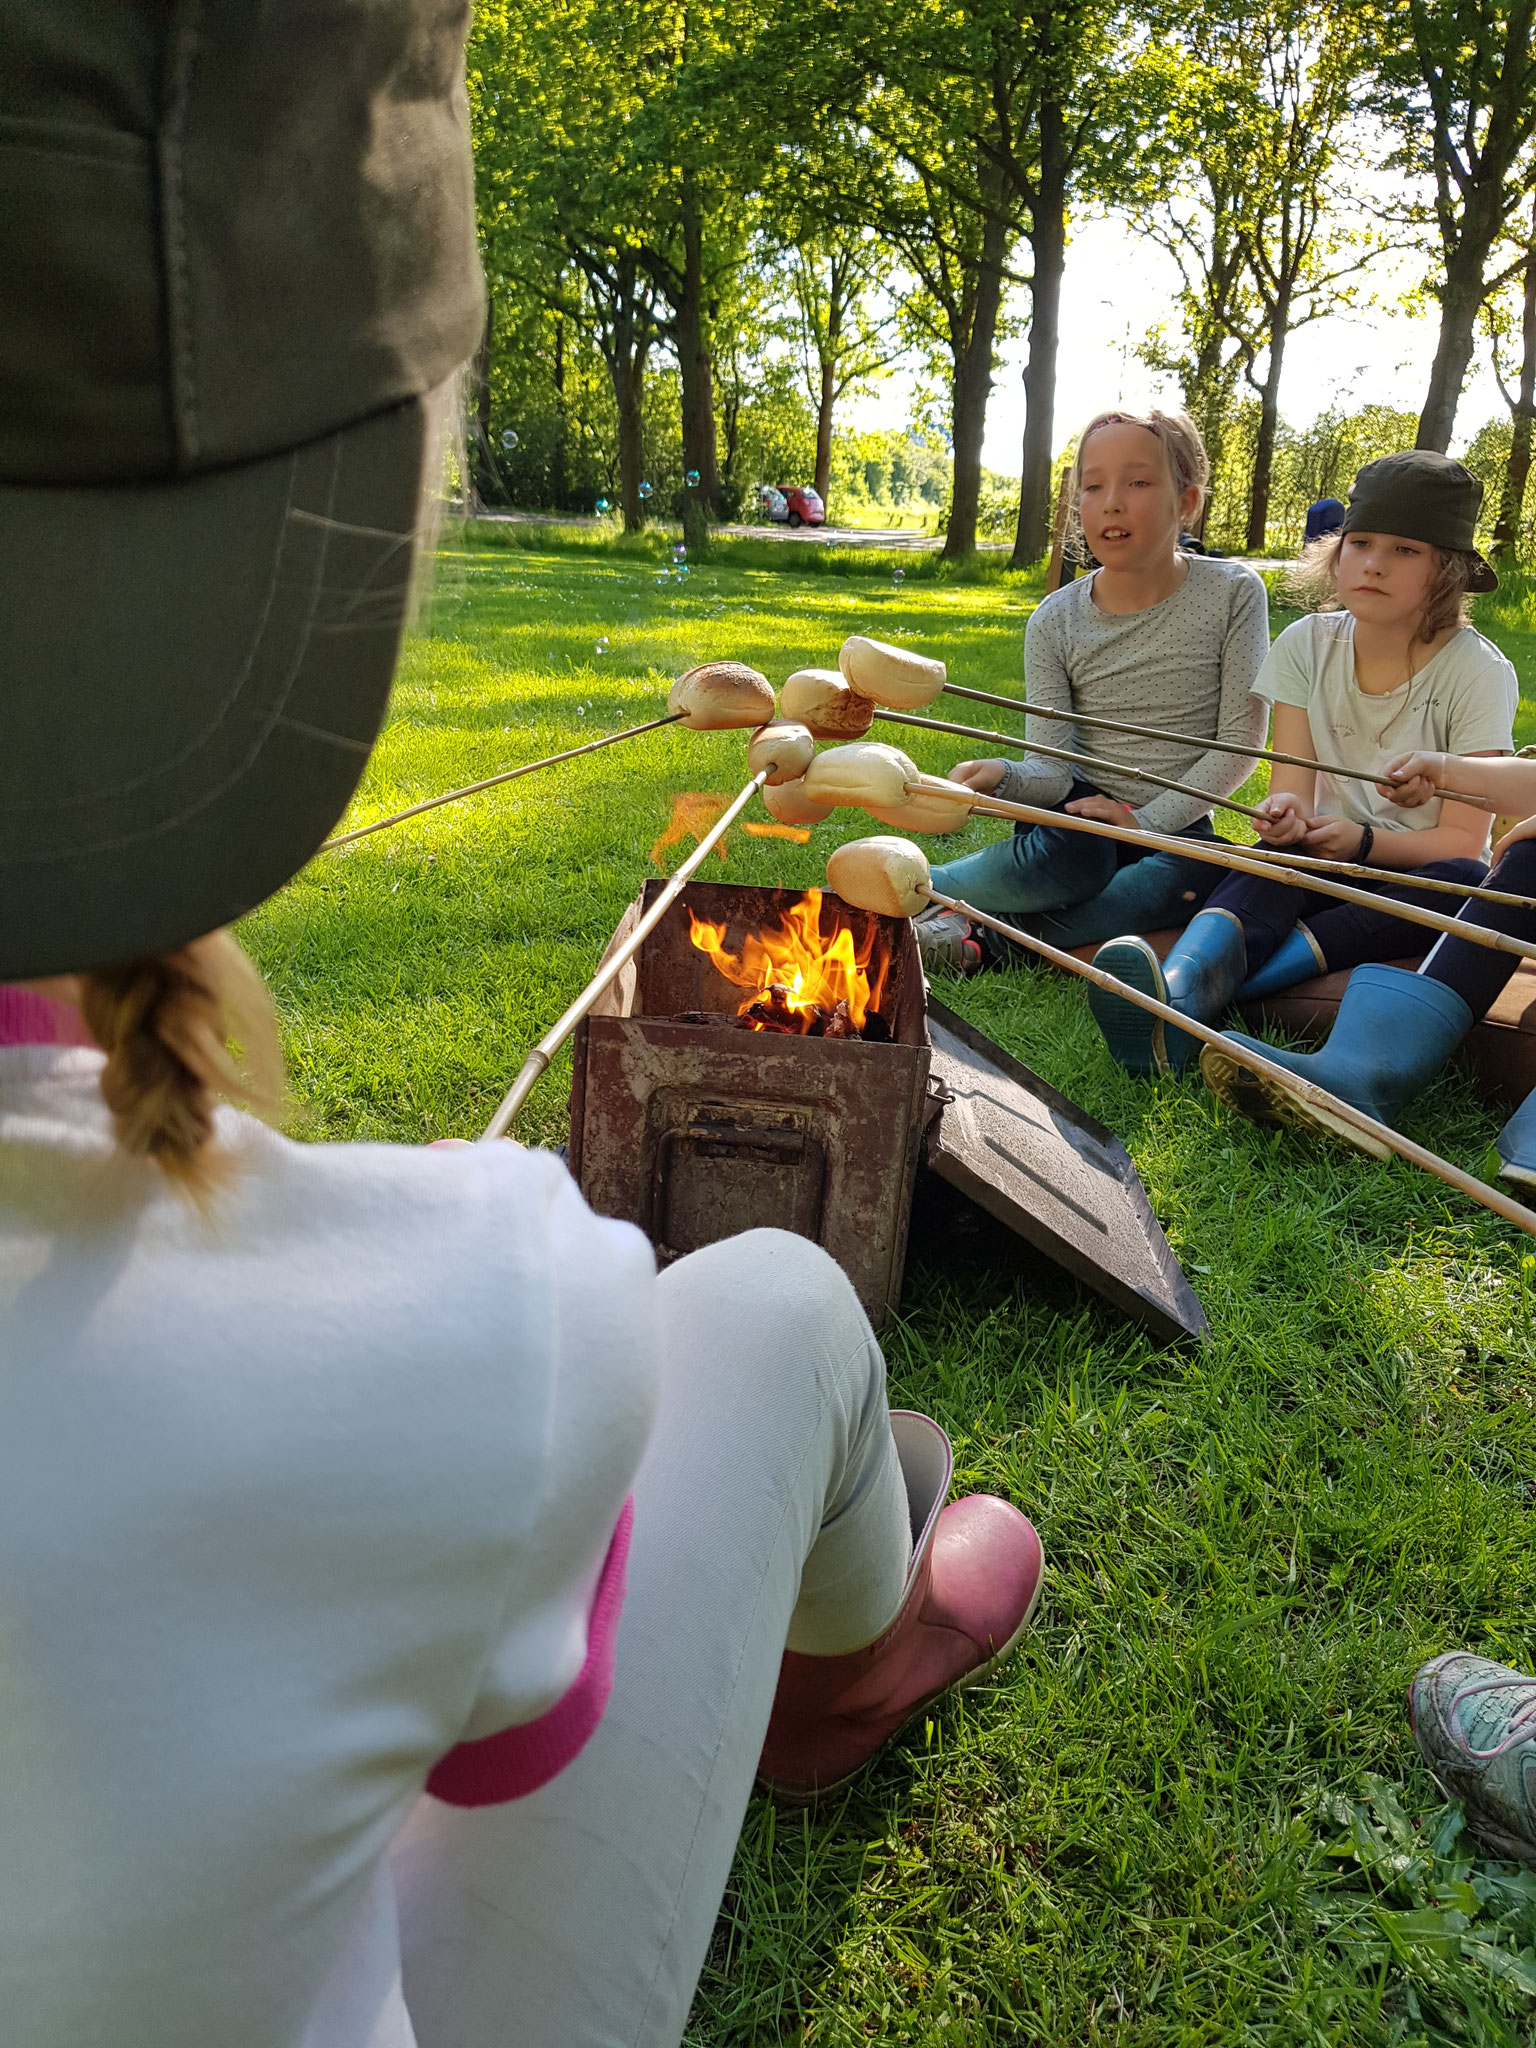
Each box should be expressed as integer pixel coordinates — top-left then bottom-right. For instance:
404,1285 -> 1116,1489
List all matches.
930,780 -> 1226,958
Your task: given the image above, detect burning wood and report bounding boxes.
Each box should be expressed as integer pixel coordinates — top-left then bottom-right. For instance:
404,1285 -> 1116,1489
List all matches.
687,886 -> 890,1036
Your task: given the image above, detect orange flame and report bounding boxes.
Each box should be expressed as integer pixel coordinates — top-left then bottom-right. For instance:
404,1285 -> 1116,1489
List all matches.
688,888 -> 889,1031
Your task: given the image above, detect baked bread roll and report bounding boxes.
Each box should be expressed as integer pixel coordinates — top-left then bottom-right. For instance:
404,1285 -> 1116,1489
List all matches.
827,837 -> 932,919
667,661 -> 776,729
865,783 -> 974,835
779,667 -> 876,740
762,778 -> 837,827
801,741 -> 918,810
838,635 -> 946,710
746,721 -> 817,785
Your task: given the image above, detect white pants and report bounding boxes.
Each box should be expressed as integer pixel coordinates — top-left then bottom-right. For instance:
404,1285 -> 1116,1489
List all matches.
390,1229 -> 914,2048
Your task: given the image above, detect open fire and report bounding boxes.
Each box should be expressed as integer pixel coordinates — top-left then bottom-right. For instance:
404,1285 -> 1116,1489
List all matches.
687,887 -> 891,1037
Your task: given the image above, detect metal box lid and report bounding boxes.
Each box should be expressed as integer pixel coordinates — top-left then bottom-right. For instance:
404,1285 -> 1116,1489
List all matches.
923,999 -> 1207,1345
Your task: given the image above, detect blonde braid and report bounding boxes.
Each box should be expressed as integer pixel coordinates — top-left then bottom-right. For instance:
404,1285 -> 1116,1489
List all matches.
79,932 -> 284,1196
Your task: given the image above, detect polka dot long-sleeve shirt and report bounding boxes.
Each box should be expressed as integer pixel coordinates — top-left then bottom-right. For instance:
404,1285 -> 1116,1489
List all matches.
994,555 -> 1270,835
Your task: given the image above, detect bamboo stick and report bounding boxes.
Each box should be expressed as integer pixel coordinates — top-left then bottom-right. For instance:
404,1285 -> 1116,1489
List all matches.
922,885 -> 1536,1241
321,712 -> 685,852
481,771 -> 770,1138
874,707 -> 1265,820
940,681 -> 1498,813
878,709 -> 1536,914
904,776 -> 1536,963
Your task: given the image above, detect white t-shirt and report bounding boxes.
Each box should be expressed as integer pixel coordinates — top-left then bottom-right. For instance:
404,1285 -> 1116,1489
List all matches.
0,1048 -> 658,2048
1254,612 -> 1518,839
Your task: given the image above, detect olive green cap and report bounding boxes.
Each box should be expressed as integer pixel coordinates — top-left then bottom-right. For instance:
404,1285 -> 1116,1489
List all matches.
1341,451 -> 1498,593
0,2 -> 485,978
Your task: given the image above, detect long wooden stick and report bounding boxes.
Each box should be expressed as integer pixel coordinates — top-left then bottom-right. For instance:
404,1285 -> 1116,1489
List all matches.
876,707 -> 1266,818
924,885 -> 1536,1241
481,772 -> 770,1138
321,712 -> 685,852
908,777 -> 1536,963
940,681 -> 1498,813
881,710 -> 1536,914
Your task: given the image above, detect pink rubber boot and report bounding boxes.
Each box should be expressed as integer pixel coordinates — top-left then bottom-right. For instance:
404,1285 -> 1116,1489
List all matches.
757,1412 -> 1044,1802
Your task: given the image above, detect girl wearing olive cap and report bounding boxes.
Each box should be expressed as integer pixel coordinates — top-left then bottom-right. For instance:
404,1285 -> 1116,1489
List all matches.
1086,451 -> 1519,1077
0,9 -> 1048,2048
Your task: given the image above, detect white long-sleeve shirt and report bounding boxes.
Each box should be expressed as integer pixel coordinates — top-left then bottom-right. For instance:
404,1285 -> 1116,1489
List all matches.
0,1046 -> 658,2048
996,554 -> 1271,833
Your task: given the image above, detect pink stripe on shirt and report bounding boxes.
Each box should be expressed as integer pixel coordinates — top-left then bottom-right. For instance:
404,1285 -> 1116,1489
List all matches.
0,987 -> 96,1049
425,1496 -> 635,1808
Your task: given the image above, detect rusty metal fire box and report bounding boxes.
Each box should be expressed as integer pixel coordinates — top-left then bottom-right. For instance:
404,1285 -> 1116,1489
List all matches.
568,880 -> 1205,1342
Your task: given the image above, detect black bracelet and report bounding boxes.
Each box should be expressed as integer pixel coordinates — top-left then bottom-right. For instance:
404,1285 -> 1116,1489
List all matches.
1356,823 -> 1375,866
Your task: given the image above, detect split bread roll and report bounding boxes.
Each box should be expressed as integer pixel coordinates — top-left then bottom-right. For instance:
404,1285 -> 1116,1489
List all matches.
801,741 -> 918,810
779,667 -> 876,740
746,721 -> 817,785
762,777 -> 837,827
838,635 -> 946,710
668,661 -> 776,730
866,784 -> 975,835
827,837 -> 932,919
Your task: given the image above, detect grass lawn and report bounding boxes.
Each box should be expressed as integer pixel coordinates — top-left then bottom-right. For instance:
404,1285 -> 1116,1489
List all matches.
245,532 -> 1536,2045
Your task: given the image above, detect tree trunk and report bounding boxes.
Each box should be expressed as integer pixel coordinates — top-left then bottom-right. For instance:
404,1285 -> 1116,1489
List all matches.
942,203 -> 1010,561
1245,301 -> 1288,553
1418,191 -> 1506,452
676,168 -> 719,548
472,300 -> 494,508
551,313 -> 567,509
1011,106 -> 1068,568
1492,203 -> 1536,564
814,357 -> 835,504
610,254 -> 647,532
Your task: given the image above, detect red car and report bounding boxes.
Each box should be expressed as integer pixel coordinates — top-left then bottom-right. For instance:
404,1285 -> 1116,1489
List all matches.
761,483 -> 825,527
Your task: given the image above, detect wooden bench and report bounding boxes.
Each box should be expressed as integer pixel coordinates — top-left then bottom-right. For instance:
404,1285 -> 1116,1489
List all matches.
1067,935 -> 1536,1108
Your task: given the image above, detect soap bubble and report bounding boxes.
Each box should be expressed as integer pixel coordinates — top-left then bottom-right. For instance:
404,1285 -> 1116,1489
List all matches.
501,429 -> 519,450
674,563 -> 691,582
673,543 -> 687,563
595,637 -> 610,655
595,496 -> 611,515
638,481 -> 653,500
685,468 -> 700,487
893,567 -> 905,587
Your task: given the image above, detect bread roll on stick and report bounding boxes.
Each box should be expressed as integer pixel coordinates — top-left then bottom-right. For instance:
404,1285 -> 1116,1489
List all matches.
667,661 -> 776,730
827,836 -> 932,918
865,785 -> 974,835
746,720 -> 817,785
801,740 -> 919,809
838,635 -> 946,710
779,667 -> 877,740
763,777 -> 838,827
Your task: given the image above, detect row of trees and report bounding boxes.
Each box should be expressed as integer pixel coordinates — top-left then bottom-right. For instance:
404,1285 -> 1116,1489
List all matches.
469,0 -> 1536,562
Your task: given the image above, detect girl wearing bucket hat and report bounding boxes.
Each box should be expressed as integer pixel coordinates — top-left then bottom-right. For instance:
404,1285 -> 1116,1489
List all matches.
1086,450 -> 1519,1076
1202,747 -> 1536,1179
0,8 -> 1044,2048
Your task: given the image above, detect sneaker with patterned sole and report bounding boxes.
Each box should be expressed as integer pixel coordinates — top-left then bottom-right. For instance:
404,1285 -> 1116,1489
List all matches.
913,906 -> 983,974
1409,1651 -> 1536,1864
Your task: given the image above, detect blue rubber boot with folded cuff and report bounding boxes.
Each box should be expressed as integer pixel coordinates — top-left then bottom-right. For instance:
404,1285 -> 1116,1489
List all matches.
1233,924 -> 1326,1004
1495,1089 -> 1536,1190
1199,963 -> 1474,1157
1088,910 -> 1248,1077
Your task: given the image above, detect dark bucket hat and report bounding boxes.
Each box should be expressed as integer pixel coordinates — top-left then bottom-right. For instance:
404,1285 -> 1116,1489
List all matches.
1341,451 -> 1499,594
1,3 -> 485,979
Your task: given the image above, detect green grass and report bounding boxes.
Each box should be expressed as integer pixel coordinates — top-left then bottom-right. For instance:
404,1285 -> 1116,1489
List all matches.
244,540 -> 1536,2045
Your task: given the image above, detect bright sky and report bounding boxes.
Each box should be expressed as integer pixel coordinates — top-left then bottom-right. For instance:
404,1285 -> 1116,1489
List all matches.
848,211 -> 1512,473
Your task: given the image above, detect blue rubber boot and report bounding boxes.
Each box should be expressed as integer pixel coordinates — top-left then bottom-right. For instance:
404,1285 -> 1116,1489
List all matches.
1088,910 -> 1247,1077
1495,1089 -> 1536,1190
1233,925 -> 1325,1004
1199,963 -> 1473,1156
